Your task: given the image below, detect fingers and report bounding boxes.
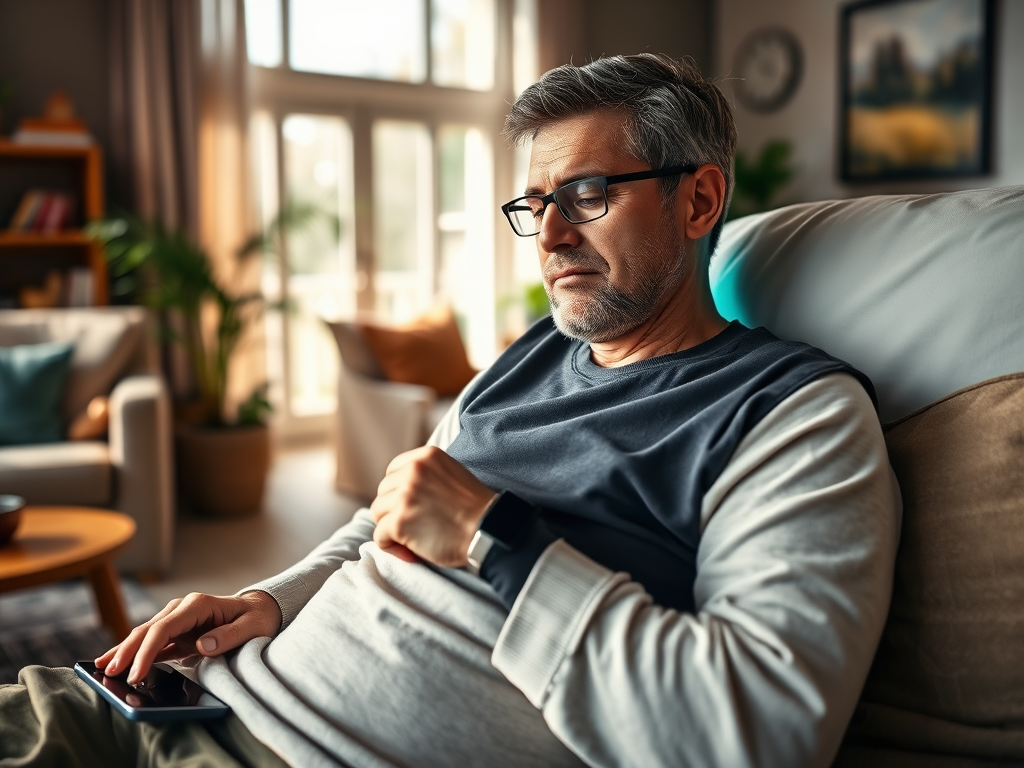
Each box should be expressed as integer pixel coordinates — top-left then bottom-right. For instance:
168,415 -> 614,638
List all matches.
193,593 -> 280,657
371,448 -> 438,524
369,447 -> 495,567
373,514 -> 397,550
383,446 -> 433,476
372,514 -> 420,563
95,592 -> 282,687
125,594 -> 222,685
123,593 -> 238,685
382,544 -> 420,563
97,597 -> 183,675
192,602 -> 272,663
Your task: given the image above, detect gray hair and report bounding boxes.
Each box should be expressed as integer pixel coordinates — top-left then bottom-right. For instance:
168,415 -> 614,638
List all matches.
504,53 -> 737,255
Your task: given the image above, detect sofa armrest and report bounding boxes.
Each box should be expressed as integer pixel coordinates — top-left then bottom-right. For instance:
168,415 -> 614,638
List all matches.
335,368 -> 437,499
108,374 -> 175,576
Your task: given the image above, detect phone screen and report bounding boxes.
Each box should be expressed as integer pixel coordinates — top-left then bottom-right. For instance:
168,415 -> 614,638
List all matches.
74,661 -> 230,721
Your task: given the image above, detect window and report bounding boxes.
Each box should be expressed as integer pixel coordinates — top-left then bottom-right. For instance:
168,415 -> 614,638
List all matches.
289,0 -> 427,82
245,0 -> 537,437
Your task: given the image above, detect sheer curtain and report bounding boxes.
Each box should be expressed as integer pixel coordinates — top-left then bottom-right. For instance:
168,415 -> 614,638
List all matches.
108,0 -> 261,416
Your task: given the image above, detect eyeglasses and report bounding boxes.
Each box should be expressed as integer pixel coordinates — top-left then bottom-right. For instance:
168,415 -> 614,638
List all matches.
500,164 -> 697,237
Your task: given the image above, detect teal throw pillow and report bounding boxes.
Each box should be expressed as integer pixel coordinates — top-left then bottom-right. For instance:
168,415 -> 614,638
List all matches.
0,341 -> 75,446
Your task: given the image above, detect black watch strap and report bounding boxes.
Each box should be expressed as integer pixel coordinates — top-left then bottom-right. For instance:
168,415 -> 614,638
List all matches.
478,490 -> 540,551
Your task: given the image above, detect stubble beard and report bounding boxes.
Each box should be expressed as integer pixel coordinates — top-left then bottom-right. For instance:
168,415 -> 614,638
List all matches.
544,224 -> 690,344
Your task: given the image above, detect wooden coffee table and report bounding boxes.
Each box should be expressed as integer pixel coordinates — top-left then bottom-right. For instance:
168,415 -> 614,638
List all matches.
0,507 -> 137,642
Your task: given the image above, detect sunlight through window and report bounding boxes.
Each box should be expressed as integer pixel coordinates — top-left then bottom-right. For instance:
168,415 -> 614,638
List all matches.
290,0 -> 426,82
373,121 -> 434,323
244,0 -> 282,67
431,0 -> 496,90
281,114 -> 356,416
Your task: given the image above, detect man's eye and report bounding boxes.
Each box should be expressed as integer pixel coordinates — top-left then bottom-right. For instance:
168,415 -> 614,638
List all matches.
570,182 -> 604,208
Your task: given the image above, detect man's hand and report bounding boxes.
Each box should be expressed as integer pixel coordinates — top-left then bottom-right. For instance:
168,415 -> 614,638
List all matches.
94,590 -> 282,687
370,446 -> 497,568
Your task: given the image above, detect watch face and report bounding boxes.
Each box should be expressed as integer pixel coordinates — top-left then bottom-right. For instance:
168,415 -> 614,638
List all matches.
734,28 -> 803,113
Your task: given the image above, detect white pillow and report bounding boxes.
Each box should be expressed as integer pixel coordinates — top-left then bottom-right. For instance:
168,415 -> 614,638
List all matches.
711,186 -> 1024,423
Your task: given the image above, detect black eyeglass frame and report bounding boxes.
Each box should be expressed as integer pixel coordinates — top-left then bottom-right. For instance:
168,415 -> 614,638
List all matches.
500,163 -> 699,237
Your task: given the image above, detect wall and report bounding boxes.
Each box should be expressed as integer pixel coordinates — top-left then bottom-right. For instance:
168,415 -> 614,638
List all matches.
539,0 -> 713,74
0,0 -> 114,186
714,0 -> 1024,203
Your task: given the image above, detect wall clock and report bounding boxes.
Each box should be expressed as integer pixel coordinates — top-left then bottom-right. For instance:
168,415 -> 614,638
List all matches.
733,27 -> 803,113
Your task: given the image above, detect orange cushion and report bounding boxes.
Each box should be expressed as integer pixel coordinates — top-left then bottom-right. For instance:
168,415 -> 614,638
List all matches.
358,306 -> 477,397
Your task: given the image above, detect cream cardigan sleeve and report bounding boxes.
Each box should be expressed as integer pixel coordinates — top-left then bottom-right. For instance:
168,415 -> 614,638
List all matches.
242,385 -> 471,628
491,372 -> 902,768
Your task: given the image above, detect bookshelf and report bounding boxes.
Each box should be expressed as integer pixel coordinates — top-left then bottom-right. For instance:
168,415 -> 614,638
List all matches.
0,140 -> 108,307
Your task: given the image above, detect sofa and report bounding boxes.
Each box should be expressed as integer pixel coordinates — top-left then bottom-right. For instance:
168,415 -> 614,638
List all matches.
326,319 -> 455,499
711,185 -> 1024,766
0,307 -> 174,576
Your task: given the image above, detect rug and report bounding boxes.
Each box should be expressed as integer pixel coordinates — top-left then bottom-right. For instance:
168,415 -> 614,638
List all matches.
0,578 -> 158,684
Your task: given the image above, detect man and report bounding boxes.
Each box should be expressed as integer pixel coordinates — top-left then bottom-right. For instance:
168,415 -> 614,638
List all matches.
2,54 -> 900,768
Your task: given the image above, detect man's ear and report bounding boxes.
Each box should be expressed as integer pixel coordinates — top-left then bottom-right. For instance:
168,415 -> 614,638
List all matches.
675,163 -> 726,241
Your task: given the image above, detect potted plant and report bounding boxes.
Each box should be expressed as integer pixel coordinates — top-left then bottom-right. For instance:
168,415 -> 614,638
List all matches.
728,139 -> 796,220
90,207 -> 319,517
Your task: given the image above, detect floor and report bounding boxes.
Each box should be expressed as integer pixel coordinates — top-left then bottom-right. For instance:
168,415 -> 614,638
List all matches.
143,443 -> 366,609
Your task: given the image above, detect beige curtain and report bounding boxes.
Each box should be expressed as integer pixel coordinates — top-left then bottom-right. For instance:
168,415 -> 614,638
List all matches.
109,0 -> 262,417
109,0 -> 201,237
196,0 -> 264,419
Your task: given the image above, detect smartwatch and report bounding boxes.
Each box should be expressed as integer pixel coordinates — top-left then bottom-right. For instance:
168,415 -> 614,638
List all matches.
466,491 -> 540,576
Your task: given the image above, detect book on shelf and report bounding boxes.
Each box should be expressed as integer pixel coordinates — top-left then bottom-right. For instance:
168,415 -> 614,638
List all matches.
6,190 -> 76,233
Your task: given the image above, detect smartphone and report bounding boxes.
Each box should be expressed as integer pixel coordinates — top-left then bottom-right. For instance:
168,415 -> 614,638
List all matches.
74,661 -> 230,722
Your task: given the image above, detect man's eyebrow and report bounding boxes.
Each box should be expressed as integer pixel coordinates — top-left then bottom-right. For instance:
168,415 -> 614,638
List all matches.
523,171 -> 606,197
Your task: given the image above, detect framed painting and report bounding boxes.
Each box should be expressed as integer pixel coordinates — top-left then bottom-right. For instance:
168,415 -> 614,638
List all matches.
839,0 -> 994,181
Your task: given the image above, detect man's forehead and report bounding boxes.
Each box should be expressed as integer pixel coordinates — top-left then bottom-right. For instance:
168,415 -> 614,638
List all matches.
527,110 -> 634,189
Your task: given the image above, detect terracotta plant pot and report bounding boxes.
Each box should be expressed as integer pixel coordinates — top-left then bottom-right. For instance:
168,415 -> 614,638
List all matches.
175,424 -> 270,517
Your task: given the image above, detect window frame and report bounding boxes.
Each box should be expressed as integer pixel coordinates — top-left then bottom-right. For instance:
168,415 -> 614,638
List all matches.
248,0 -> 520,439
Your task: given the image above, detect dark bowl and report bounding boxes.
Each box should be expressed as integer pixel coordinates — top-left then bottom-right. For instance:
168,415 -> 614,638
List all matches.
0,495 -> 26,546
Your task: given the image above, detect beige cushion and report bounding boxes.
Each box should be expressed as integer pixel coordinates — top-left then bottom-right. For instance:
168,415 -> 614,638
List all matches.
841,373 -> 1024,761
0,308 -> 145,422
0,441 -> 111,506
325,319 -> 384,379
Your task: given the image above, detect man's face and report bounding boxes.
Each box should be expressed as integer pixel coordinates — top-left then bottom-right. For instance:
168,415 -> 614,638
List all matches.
528,110 -> 690,344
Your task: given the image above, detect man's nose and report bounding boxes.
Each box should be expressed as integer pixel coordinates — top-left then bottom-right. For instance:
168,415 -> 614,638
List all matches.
537,202 -> 583,253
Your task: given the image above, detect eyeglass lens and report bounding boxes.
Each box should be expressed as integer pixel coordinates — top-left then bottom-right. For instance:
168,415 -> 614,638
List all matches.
509,178 -> 608,235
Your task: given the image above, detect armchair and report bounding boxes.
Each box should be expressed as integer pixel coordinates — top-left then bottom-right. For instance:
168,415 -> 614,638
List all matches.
0,307 -> 174,577
326,320 -> 454,500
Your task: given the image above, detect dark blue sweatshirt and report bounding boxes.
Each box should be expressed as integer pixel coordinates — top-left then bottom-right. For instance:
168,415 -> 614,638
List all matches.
445,318 -> 874,612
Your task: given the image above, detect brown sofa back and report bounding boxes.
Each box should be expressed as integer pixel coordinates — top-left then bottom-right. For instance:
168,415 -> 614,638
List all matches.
840,374 -> 1024,762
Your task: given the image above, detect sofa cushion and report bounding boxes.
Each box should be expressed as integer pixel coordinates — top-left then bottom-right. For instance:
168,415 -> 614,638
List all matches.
0,308 -> 145,422
0,441 -> 111,506
712,186 -> 1024,423
325,320 -> 385,379
358,306 -> 477,397
0,341 -> 75,446
842,373 -> 1024,761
